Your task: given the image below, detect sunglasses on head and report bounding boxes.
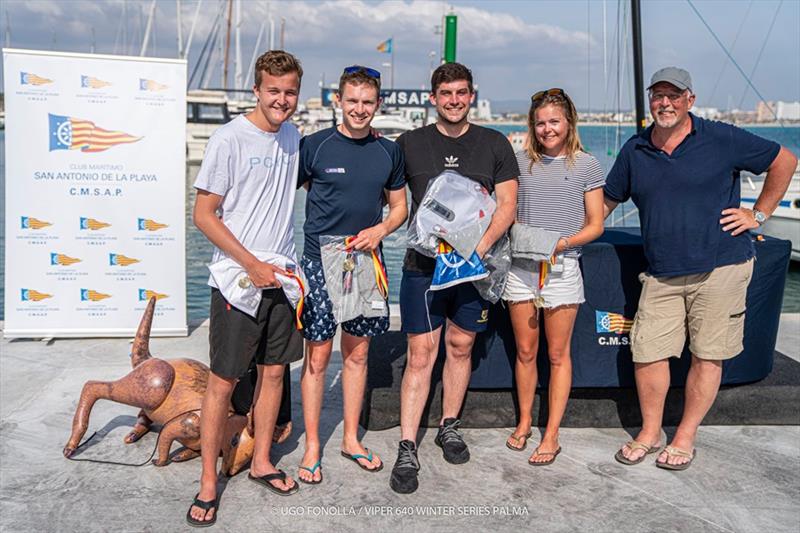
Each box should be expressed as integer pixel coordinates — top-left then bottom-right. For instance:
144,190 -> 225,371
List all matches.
531,88 -> 569,104
343,65 -> 381,79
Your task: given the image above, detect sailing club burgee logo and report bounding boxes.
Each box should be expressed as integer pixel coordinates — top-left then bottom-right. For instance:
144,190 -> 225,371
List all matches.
139,78 -> 168,91
49,114 -> 142,153
50,253 -> 81,266
81,75 -> 112,89
21,289 -> 53,302
80,217 -> 111,231
21,72 -> 53,86
109,254 -> 140,266
138,218 -> 168,231
21,217 -> 52,230
139,289 -> 168,301
81,289 -> 111,302
595,310 -> 634,334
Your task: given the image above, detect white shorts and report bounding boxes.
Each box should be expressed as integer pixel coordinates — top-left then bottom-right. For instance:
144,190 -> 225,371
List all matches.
502,257 -> 585,308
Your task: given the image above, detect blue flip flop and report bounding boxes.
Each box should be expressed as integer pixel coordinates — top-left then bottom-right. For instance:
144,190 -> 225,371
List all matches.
298,460 -> 323,485
341,448 -> 384,472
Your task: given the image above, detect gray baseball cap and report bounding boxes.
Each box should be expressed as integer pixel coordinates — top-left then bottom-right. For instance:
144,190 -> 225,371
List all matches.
648,67 -> 692,92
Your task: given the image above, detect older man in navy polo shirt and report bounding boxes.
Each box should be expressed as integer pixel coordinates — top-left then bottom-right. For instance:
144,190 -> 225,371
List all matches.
604,67 -> 797,470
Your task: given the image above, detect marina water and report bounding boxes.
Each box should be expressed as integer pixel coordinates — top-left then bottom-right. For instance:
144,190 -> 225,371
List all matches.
1,125 -> 798,322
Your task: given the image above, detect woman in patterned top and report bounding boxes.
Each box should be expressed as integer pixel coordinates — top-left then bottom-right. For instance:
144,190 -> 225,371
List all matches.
504,89 -> 605,465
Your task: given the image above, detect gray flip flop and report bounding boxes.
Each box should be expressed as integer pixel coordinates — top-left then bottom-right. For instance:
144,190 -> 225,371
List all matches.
655,446 -> 696,471
614,440 -> 661,466
506,431 -> 533,452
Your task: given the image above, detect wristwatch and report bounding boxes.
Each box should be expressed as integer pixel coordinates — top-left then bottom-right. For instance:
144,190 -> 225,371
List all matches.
753,209 -> 768,226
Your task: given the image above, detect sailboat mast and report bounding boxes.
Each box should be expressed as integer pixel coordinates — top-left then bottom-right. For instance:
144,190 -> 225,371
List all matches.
234,0 -> 242,89
223,0 -> 233,89
631,0 -> 646,132
176,0 -> 183,58
139,0 -> 157,56
184,0 -> 203,61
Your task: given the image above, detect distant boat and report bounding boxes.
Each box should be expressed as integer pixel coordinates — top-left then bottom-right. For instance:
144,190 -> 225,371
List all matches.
369,113 -> 415,140
186,89 -> 231,163
741,163 -> 800,261
507,131 -> 526,152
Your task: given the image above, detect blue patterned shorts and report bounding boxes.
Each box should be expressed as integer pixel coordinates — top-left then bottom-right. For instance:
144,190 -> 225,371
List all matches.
301,255 -> 389,342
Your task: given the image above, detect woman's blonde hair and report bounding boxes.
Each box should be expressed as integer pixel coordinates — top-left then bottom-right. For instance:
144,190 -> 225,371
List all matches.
524,89 -> 584,171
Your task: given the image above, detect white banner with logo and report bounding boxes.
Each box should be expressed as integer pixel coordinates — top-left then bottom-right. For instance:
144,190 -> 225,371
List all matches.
3,49 -> 187,337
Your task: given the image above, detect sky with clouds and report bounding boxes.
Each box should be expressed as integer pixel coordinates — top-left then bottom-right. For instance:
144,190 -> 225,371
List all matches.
2,0 -> 798,111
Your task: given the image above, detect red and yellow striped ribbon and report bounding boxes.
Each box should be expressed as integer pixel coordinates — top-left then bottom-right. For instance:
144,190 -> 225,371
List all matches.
345,236 -> 389,300
538,255 -> 558,290
283,271 -> 306,330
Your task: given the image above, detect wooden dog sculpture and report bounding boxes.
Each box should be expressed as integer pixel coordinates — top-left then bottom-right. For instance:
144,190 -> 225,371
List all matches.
62,297 -> 291,475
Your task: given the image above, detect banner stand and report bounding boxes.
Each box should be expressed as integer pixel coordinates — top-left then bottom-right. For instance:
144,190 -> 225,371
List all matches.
3,49 -> 188,338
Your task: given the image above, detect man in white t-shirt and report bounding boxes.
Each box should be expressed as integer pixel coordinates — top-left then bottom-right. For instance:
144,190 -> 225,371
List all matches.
187,50 -> 304,527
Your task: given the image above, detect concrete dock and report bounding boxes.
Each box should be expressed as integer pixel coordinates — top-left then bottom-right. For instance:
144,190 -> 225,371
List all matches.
1,315 -> 798,532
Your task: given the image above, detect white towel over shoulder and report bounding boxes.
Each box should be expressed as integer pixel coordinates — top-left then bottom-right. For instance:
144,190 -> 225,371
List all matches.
208,251 -> 307,317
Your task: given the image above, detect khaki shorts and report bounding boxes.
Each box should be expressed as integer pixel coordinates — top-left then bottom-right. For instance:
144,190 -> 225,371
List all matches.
630,258 -> 754,363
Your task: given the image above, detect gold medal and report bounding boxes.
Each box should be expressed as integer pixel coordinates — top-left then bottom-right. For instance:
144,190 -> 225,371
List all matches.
343,257 -> 355,272
238,276 -> 252,289
535,296 -> 546,308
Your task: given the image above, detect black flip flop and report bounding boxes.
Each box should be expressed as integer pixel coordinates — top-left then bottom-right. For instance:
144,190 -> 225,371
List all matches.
248,469 -> 299,496
528,446 -> 562,466
186,493 -> 218,528
341,449 -> 384,472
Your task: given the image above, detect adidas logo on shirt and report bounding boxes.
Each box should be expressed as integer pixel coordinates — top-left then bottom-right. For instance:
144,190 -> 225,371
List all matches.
444,156 -> 459,168
325,167 -> 346,174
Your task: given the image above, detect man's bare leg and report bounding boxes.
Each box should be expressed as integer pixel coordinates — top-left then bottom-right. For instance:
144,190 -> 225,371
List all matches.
298,340 -> 333,483
189,372 -> 236,524
400,327 -> 443,442
620,359 -> 670,462
340,332 -> 381,468
658,355 -> 722,466
440,320 -> 477,422
250,364 -> 295,491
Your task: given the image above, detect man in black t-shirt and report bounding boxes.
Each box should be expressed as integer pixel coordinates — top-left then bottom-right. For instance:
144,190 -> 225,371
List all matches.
390,63 -> 519,494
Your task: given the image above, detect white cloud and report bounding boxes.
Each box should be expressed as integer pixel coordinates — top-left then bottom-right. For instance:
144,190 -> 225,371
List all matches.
4,0 -> 797,107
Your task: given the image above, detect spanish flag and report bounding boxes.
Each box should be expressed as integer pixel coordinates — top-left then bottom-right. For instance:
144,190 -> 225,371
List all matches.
376,38 -> 393,54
